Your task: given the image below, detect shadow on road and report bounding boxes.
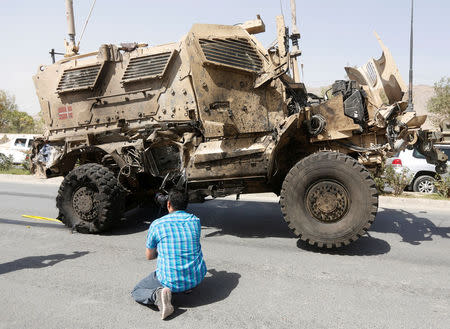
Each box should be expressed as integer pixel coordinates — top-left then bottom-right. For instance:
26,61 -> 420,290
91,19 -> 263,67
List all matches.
107,200 -> 447,252
110,199 -> 295,239
0,217 -> 63,230
371,208 -> 450,245
141,268 -> 240,320
0,251 -> 89,275
173,268 -> 241,308
105,205 -> 160,236
297,236 -> 390,256
190,199 -> 295,239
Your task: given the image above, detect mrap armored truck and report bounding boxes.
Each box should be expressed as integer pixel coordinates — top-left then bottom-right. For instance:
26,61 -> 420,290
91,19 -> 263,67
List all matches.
31,0 -> 447,247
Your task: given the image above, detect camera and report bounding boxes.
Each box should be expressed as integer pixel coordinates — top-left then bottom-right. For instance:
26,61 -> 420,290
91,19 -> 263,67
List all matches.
155,192 -> 169,208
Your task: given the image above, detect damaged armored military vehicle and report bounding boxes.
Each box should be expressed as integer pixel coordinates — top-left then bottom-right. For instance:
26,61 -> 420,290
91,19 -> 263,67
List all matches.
31,1 -> 447,247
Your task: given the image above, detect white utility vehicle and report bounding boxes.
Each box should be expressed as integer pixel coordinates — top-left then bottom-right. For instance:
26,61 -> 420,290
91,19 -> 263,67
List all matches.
0,134 -> 35,164
386,145 -> 450,193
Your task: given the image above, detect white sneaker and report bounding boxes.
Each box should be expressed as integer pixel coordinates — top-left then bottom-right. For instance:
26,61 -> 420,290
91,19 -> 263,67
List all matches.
156,287 -> 174,320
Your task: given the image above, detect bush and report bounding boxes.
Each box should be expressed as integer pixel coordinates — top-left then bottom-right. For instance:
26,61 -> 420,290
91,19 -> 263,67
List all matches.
434,175 -> 450,198
21,151 -> 31,171
373,176 -> 385,194
372,162 -> 386,194
384,165 -> 412,196
0,154 -> 15,171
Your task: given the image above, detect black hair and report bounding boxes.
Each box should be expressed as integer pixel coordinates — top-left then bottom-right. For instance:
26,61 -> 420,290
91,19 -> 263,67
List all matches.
168,189 -> 188,210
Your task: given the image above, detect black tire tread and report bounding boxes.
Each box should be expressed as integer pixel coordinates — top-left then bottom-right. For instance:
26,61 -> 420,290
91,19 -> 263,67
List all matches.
280,151 -> 378,248
56,163 -> 124,233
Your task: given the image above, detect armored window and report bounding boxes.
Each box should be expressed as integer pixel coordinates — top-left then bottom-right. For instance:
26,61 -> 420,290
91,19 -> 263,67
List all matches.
57,63 -> 103,93
365,62 -> 378,87
121,51 -> 173,83
199,38 -> 263,73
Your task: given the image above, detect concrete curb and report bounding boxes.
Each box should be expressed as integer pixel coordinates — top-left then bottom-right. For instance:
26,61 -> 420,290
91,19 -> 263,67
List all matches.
379,195 -> 450,208
220,193 -> 450,209
0,174 -> 63,185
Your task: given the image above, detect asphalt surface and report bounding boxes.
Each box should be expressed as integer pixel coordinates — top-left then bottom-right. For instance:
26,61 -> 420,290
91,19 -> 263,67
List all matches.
0,179 -> 449,329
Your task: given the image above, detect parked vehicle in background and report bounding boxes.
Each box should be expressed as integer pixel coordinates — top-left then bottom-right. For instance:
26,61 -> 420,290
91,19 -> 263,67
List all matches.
386,145 -> 450,193
0,134 -> 35,164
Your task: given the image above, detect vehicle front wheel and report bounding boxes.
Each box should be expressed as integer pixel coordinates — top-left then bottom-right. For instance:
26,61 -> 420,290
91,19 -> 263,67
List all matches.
412,175 -> 436,194
280,151 -> 378,248
56,163 -> 125,233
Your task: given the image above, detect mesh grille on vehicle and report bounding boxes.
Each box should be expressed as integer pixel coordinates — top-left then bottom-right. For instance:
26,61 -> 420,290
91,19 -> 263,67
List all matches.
199,38 -> 263,72
57,64 -> 103,93
365,62 -> 378,87
122,52 -> 172,83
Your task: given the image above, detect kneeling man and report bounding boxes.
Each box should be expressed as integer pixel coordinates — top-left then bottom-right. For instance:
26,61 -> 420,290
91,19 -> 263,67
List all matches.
132,189 -> 207,319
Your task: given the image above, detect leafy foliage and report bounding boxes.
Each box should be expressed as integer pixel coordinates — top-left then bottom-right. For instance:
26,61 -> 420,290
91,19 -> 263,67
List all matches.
383,165 -> 412,196
427,77 -> 450,121
0,154 -> 14,171
0,90 -> 39,133
434,174 -> 450,198
372,162 -> 386,194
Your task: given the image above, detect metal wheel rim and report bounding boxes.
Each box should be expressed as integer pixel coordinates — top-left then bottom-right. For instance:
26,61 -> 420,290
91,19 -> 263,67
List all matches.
72,186 -> 99,221
305,180 -> 350,223
418,180 -> 434,193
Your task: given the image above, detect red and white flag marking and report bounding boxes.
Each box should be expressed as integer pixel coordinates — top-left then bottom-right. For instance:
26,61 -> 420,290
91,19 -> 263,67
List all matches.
58,105 -> 73,120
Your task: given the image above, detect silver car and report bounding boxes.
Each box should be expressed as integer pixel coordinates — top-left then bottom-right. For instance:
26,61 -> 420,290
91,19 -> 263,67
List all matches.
386,145 -> 450,193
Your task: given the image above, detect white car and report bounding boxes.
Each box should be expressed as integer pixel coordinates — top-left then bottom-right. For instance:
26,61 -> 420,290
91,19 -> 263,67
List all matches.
386,145 -> 450,193
0,134 -> 35,164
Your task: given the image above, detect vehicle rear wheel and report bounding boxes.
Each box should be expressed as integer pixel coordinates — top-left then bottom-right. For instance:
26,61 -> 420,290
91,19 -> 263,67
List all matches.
280,151 -> 378,248
412,175 -> 436,194
56,163 -> 125,233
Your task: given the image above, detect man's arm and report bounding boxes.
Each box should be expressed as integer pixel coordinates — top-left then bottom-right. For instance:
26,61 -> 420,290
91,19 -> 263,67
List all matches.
146,248 -> 157,260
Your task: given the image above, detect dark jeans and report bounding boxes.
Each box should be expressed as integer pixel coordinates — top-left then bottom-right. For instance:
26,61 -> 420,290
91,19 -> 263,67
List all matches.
131,271 -> 164,305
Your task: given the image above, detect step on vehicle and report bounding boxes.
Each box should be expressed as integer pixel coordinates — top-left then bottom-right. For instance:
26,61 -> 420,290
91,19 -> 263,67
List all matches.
31,0 -> 447,247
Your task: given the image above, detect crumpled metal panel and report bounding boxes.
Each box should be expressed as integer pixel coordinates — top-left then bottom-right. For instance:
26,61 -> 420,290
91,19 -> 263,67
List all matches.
345,32 -> 407,108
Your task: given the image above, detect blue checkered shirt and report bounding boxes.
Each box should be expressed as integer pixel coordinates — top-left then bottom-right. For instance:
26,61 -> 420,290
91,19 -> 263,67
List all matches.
147,210 -> 207,292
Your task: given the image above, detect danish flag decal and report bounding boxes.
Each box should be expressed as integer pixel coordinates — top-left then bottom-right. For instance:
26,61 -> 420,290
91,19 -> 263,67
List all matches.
58,105 -> 73,120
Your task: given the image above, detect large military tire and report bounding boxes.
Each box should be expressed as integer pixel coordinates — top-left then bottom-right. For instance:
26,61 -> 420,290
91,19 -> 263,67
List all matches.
280,151 -> 378,248
56,163 -> 125,233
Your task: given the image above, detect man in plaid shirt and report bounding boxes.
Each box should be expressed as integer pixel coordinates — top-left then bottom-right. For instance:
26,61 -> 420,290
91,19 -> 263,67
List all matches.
132,189 -> 207,319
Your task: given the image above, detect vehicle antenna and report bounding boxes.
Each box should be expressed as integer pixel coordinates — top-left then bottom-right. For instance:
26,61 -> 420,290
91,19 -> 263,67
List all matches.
64,0 -> 78,56
406,0 -> 414,112
77,0 -> 97,50
289,0 -> 302,83
279,0 -> 285,17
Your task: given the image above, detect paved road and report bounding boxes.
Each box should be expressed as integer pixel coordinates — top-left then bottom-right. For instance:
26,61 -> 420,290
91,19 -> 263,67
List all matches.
0,180 -> 449,329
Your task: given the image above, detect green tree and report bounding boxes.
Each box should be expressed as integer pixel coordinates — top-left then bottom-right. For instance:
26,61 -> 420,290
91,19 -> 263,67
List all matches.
7,110 -> 36,133
0,89 -> 36,133
0,90 -> 18,131
33,111 -> 45,134
427,77 -> 450,121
